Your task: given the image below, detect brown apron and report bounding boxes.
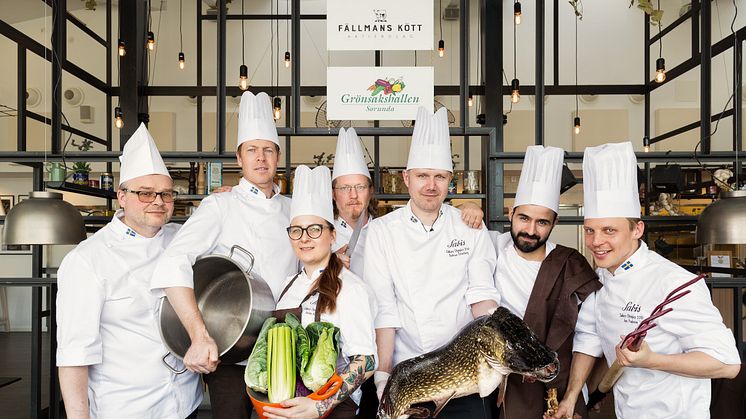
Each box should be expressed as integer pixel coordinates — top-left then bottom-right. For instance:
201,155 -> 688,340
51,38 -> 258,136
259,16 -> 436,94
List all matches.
270,272 -> 358,418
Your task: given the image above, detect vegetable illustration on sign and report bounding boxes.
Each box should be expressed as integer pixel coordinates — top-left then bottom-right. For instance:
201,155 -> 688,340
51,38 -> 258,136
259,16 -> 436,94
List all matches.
367,77 -> 406,96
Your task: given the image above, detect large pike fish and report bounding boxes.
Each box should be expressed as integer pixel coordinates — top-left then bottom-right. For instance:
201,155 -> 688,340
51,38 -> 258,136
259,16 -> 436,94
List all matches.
378,307 -> 559,419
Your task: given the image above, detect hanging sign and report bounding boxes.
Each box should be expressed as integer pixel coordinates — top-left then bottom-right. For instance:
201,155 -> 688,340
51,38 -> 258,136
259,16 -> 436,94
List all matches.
327,0 -> 434,51
327,67 -> 434,120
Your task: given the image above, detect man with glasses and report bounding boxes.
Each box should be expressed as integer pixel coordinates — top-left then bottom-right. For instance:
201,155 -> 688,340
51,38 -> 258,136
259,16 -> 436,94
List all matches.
57,123 -> 202,419
151,92 -> 298,419
364,107 -> 500,417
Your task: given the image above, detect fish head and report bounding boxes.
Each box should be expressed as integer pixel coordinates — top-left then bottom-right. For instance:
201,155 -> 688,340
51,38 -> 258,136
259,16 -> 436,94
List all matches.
479,307 -> 560,382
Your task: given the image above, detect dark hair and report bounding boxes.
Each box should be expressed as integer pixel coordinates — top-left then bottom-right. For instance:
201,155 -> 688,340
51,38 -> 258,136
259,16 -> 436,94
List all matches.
332,177 -> 379,219
311,226 -> 343,314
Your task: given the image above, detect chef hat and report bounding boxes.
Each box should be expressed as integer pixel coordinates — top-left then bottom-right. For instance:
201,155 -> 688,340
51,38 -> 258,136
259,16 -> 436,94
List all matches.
290,165 -> 334,225
118,122 -> 171,186
514,145 -> 564,213
406,106 -> 452,172
583,141 -> 641,219
237,91 -> 279,148
332,128 -> 370,180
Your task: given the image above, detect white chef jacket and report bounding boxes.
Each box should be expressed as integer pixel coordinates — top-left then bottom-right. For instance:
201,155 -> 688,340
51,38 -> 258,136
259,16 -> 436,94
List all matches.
491,231 -> 556,319
331,215 -> 372,278
573,241 -> 741,419
364,201 -> 500,365
56,212 -> 202,419
151,178 -> 298,300
275,267 -> 378,404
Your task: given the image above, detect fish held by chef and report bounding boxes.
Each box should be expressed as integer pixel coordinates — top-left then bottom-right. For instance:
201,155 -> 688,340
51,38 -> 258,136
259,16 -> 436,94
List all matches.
377,307 -> 559,419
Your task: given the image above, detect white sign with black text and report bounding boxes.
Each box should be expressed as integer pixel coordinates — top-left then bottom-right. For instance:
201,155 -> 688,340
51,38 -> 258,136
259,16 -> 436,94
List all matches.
327,67 -> 434,120
327,0 -> 434,51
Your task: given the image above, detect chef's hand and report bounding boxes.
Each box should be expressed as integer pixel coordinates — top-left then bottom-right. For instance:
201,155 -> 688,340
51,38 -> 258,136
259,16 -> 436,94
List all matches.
183,334 -> 220,374
457,202 -> 484,229
615,336 -> 654,368
374,371 -> 390,401
544,397 -> 581,419
211,185 -> 233,194
335,245 -> 351,270
263,397 -> 321,419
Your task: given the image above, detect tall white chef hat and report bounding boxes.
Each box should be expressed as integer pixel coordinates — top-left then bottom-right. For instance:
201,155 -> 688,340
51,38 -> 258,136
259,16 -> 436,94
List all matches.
237,91 -> 279,148
332,128 -> 370,180
583,141 -> 641,219
405,106 -> 452,172
290,165 -> 334,225
514,145 -> 564,213
118,122 -> 170,186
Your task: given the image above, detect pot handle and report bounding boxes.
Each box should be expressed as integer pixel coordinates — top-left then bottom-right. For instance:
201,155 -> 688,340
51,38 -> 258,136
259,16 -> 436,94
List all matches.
162,353 -> 188,375
229,245 -> 255,274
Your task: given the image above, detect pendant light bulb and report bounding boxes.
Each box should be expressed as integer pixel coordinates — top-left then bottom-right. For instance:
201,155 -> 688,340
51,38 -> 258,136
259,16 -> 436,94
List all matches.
239,64 -> 249,91
655,57 -> 666,83
438,39 -> 445,57
643,136 -> 650,153
114,107 -> 124,129
514,2 -> 522,25
147,31 -> 155,51
178,52 -> 185,70
118,39 -> 126,56
273,97 -> 282,120
510,78 -> 520,103
468,95 -> 473,107
573,116 -> 581,135
284,51 -> 291,68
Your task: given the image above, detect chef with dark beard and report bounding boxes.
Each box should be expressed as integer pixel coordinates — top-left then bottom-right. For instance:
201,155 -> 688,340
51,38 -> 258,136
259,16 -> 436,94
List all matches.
490,145 -> 601,419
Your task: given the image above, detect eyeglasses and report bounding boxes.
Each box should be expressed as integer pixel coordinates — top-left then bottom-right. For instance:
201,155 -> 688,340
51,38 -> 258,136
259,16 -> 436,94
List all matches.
122,189 -> 178,203
286,224 -> 329,240
333,184 -> 369,194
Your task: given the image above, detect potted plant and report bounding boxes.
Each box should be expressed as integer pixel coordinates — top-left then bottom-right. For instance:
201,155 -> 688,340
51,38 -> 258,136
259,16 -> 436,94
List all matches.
72,161 -> 91,185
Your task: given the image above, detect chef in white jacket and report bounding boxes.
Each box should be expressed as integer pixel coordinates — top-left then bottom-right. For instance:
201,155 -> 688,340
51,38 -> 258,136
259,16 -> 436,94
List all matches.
150,92 -> 298,419
364,106 -> 500,417
552,142 -> 741,419
57,123 -> 202,419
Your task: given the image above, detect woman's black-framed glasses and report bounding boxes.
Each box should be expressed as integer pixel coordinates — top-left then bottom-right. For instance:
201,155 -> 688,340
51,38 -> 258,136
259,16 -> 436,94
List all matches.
122,189 -> 179,203
286,224 -> 328,240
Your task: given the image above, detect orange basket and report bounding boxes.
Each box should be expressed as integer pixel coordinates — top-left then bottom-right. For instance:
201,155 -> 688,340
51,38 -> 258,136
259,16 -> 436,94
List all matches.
247,373 -> 344,419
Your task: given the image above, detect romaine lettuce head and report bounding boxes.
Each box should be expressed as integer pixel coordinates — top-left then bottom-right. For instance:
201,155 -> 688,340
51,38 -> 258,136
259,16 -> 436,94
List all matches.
300,323 -> 341,392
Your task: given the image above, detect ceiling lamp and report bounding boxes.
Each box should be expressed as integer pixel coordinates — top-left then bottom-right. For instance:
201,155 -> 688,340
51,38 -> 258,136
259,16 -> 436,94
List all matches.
696,191 -> 746,244
655,57 -> 666,83
3,191 -> 86,245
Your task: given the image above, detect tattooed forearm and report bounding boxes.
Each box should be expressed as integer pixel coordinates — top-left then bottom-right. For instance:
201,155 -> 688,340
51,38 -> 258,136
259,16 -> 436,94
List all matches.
315,354 -> 375,417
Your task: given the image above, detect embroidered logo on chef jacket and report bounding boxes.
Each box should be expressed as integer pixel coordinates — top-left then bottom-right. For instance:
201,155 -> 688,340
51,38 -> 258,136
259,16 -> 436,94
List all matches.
340,220 -> 348,229
249,186 -> 259,195
620,260 -> 634,270
125,228 -> 137,237
409,216 -> 418,224
618,301 -> 644,324
445,238 -> 470,257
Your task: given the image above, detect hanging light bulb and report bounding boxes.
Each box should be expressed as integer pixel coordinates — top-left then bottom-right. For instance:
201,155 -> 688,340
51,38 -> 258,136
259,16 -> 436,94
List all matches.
284,51 -> 291,68
273,97 -> 282,120
239,64 -> 249,91
468,94 -> 473,107
438,39 -> 445,57
147,31 -> 155,51
178,52 -> 185,70
574,116 -> 581,134
114,107 -> 124,129
643,135 -> 650,153
655,57 -> 666,83
514,2 -> 522,25
118,39 -> 126,56
511,78 -> 520,103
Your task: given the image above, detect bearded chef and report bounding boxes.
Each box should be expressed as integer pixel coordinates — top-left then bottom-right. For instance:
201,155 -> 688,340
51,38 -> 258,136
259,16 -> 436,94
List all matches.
150,92 -> 298,419
551,142 -> 741,419
57,123 -> 202,419
490,145 -> 600,419
364,106 -> 500,417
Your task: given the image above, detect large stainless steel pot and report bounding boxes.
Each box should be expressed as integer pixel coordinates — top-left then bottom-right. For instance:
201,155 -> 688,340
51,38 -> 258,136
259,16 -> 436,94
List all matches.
159,245 -> 276,373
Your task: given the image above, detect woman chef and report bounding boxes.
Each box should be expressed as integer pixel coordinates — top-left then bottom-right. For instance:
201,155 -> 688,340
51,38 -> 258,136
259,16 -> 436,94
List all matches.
263,165 -> 377,419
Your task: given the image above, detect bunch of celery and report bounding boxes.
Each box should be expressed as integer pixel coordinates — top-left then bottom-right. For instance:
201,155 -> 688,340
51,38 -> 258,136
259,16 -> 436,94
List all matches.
266,323 -> 296,403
